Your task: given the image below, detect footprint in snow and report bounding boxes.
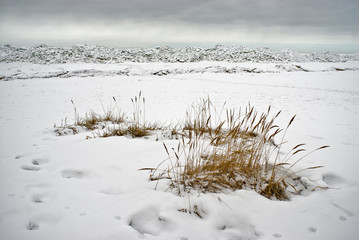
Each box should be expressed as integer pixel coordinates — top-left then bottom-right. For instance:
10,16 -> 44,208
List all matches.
21,165 -> 41,171
30,192 -> 55,203
21,157 -> 49,171
308,227 -> 317,233
26,213 -> 62,230
215,212 -> 259,240
31,195 -> 44,203
128,206 -> 172,236
273,233 -> 282,238
322,173 -> 345,187
32,158 -> 49,166
27,221 -> 39,230
61,169 -> 86,179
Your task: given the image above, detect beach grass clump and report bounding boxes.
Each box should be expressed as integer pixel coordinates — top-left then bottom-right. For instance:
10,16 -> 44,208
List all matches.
147,98 -> 328,200
98,92 -> 164,138
70,98 -> 125,131
99,121 -> 164,138
56,92 -> 165,139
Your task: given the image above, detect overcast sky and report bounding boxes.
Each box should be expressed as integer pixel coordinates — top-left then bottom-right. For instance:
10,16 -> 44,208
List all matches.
0,0 -> 358,51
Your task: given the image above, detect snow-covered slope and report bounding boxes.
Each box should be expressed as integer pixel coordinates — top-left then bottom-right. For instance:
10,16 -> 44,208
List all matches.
1,44 -> 358,64
1,61 -> 359,81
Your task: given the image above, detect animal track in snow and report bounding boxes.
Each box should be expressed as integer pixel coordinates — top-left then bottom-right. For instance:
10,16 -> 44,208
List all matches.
331,203 -> 354,217
322,173 -> 345,187
61,169 -> 86,179
31,195 -> 44,203
214,212 -> 259,240
31,158 -> 49,165
26,213 -> 62,230
273,233 -> 282,238
128,206 -> 172,235
15,155 -> 24,159
27,221 -> 39,230
21,157 -> 49,171
339,216 -> 347,221
21,165 -> 41,171
30,192 -> 55,203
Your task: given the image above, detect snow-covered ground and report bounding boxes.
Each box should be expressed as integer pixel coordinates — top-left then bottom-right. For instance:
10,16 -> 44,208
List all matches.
1,46 -> 359,240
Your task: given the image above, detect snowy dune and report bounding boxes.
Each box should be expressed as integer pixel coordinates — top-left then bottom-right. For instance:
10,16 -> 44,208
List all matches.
0,46 -> 359,240
1,61 -> 359,81
1,44 -> 358,64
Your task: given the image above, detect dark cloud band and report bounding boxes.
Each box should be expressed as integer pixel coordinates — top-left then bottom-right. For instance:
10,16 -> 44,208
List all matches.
0,0 -> 358,46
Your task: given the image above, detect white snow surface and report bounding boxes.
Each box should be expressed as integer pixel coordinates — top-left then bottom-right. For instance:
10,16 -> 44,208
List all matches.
1,52 -> 359,240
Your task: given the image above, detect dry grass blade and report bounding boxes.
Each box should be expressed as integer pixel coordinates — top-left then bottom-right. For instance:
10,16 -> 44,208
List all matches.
288,115 -> 296,127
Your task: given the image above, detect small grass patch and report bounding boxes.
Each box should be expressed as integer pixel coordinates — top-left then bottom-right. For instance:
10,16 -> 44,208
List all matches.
71,99 -> 125,131
55,92 -> 165,138
98,92 -> 164,138
99,122 -> 164,138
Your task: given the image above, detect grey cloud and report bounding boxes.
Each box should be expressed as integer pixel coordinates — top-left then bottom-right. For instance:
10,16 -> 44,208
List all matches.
1,0 -> 358,27
0,0 -> 358,44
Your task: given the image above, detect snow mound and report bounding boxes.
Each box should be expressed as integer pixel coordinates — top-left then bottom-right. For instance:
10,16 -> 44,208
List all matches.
2,61 -> 359,81
1,44 -> 358,64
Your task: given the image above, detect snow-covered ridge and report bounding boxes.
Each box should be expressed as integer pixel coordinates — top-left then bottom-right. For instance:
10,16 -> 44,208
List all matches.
1,62 -> 359,81
1,44 -> 358,64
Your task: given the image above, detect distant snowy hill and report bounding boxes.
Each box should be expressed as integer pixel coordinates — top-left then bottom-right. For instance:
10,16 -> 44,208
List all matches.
1,44 -> 358,64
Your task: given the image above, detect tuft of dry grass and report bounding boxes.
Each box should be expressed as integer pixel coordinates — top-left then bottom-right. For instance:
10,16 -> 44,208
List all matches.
147,98 -> 328,200
54,117 -> 79,136
70,98 -> 125,131
56,92 -> 165,139
98,92 -> 164,138
99,121 -> 164,138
